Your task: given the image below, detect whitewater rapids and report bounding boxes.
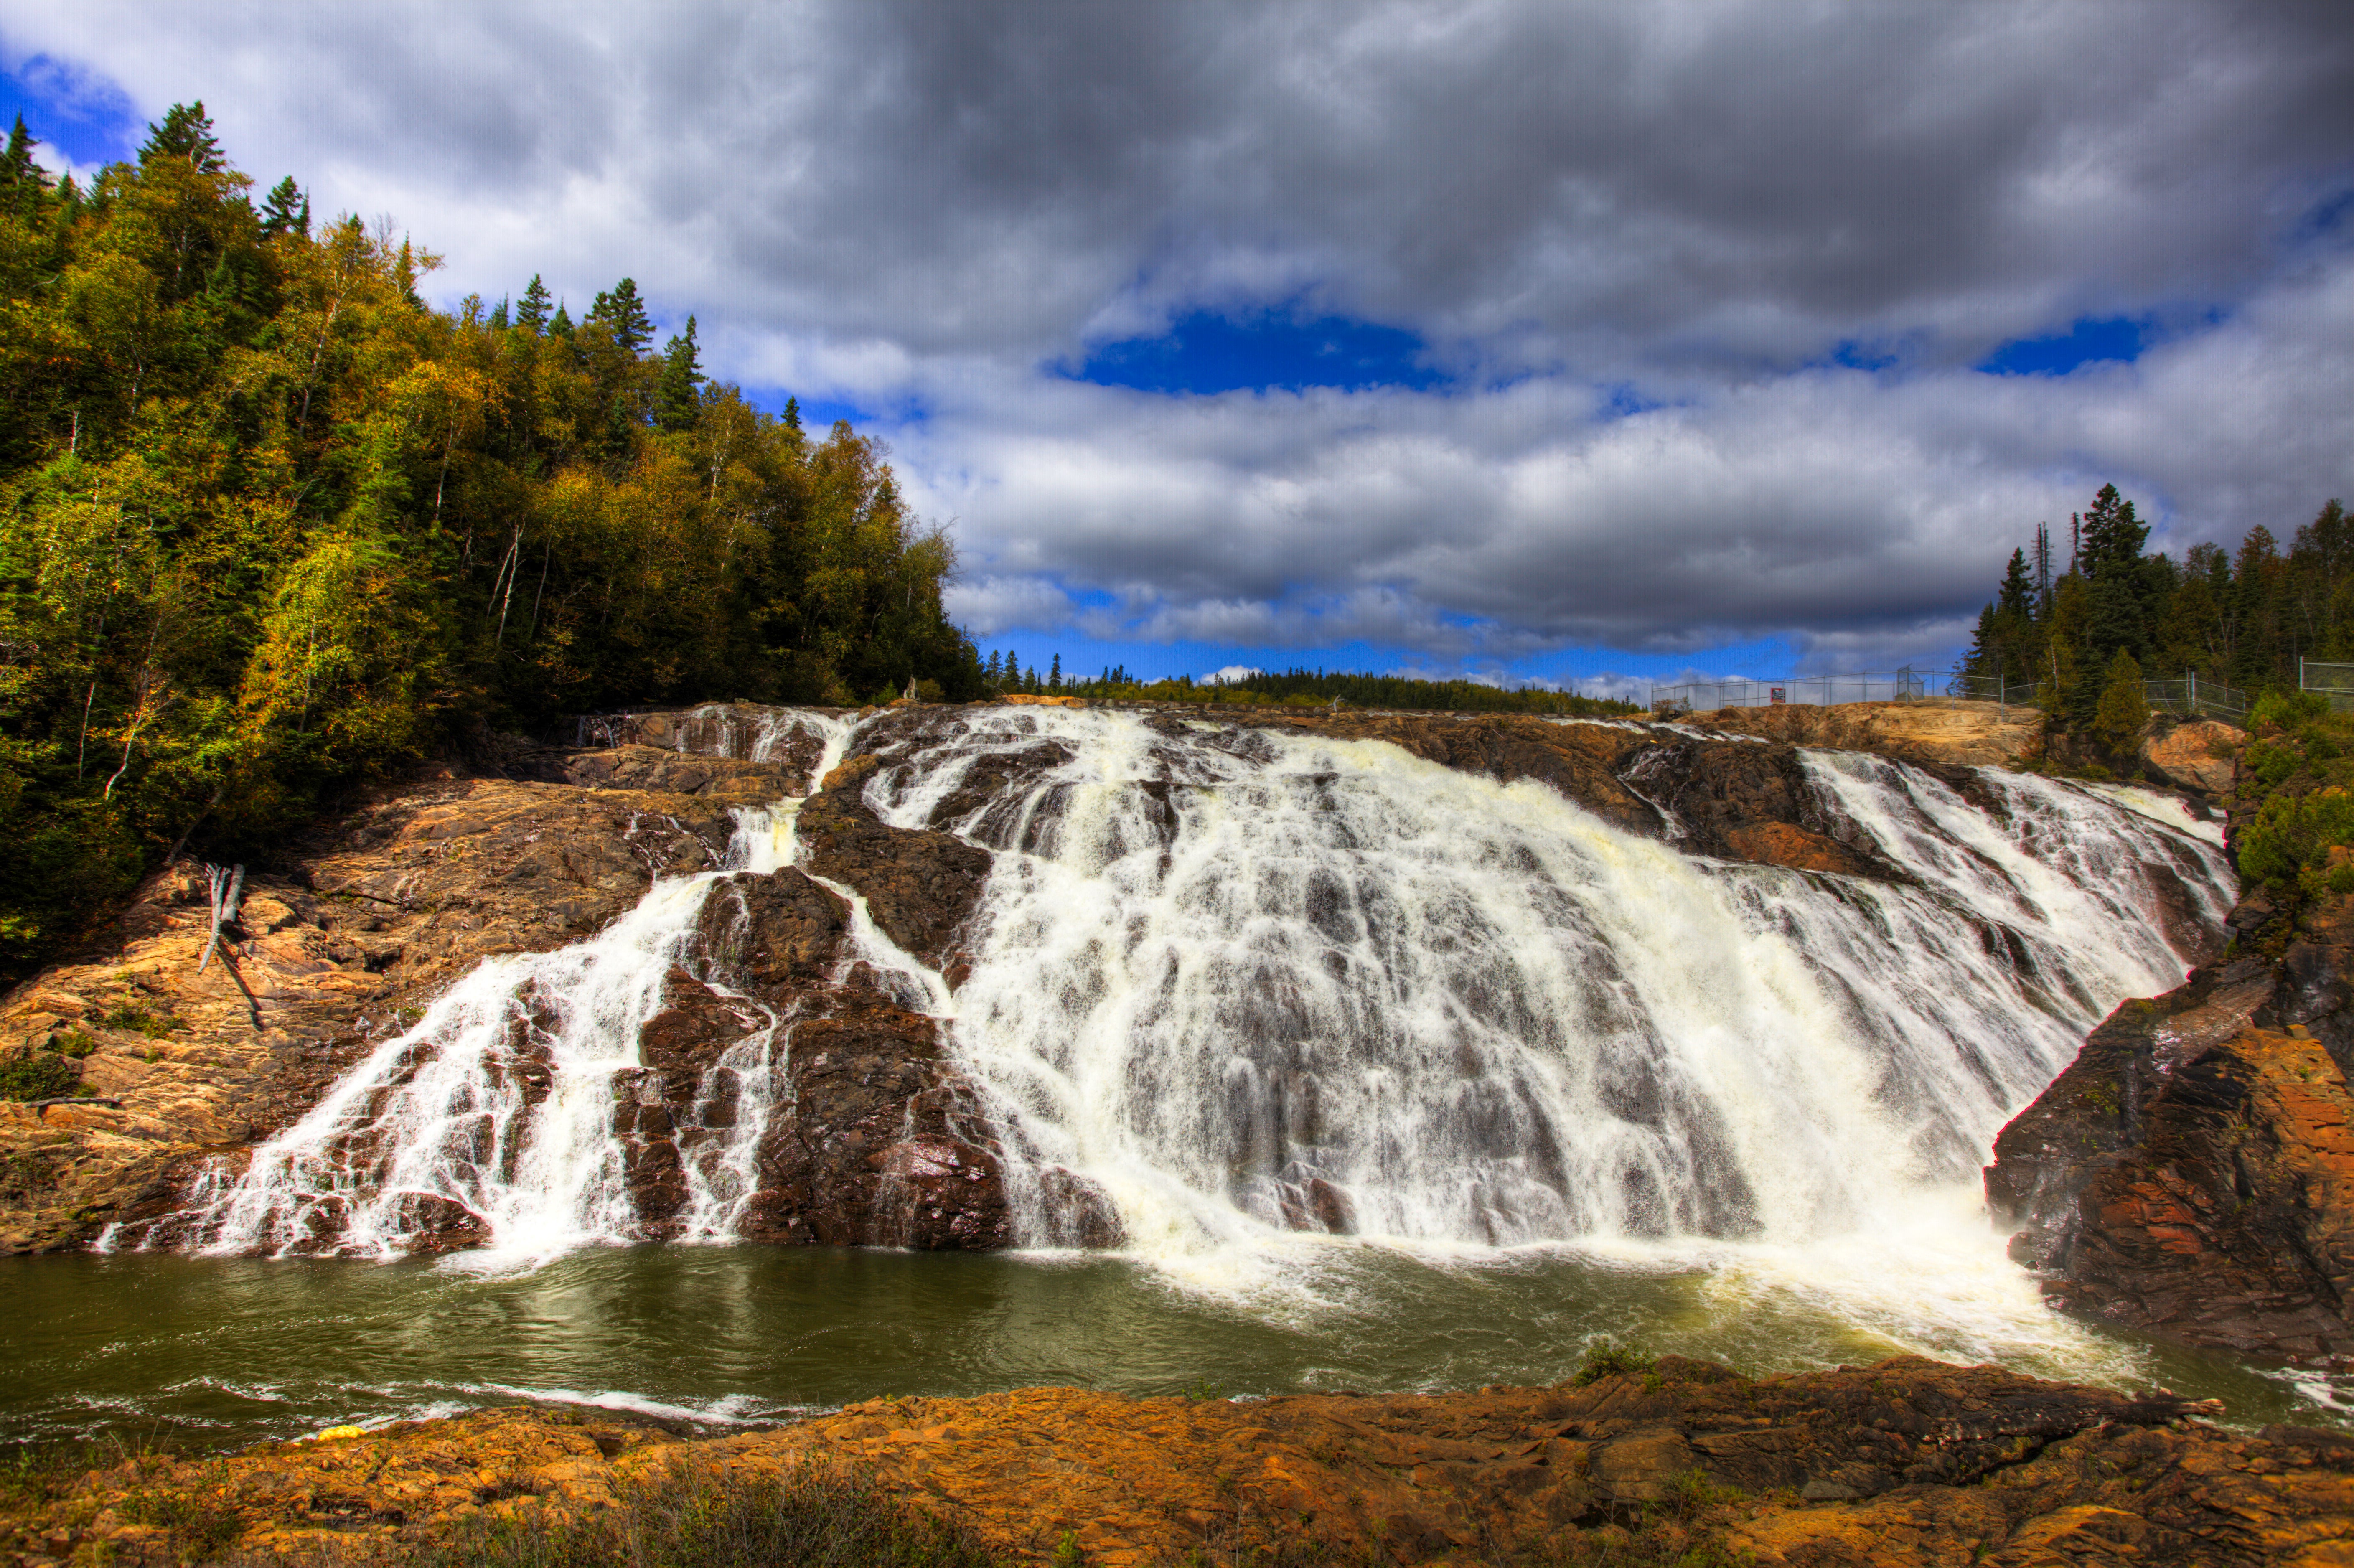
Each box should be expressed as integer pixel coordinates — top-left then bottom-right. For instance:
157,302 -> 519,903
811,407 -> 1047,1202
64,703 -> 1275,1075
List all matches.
152,704 -> 2232,1377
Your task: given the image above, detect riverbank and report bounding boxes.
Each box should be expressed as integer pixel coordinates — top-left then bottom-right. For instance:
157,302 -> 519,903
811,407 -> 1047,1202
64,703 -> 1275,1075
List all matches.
4,1355 -> 2346,1567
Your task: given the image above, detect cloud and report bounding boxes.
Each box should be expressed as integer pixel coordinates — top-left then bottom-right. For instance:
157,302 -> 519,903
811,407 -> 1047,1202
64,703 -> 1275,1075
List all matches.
6,0 -> 2350,669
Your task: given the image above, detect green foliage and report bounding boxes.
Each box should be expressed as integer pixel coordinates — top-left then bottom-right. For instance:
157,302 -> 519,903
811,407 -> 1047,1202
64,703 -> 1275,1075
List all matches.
2237,789 -> 2354,899
1571,1340 -> 1657,1387
2089,648 -> 2148,752
405,1457 -> 1003,1568
0,1050 -> 80,1101
99,1001 -> 176,1037
0,108 -> 982,981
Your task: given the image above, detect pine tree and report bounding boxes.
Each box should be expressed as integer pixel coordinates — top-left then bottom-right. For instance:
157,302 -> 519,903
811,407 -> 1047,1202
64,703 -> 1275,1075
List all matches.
783,395 -> 801,433
259,176 -> 308,238
549,300 -> 574,338
487,297 -> 509,330
2091,648 -> 2149,752
656,315 -> 703,432
1048,653 -> 1062,691
516,275 -> 552,333
2078,485 -> 2148,579
983,650 -> 1002,686
140,101 -> 226,174
0,114 -> 48,224
588,277 -> 653,353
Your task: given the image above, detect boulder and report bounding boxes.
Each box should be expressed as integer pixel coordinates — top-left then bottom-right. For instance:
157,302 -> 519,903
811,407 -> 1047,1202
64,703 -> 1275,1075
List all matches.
2141,717 -> 2245,798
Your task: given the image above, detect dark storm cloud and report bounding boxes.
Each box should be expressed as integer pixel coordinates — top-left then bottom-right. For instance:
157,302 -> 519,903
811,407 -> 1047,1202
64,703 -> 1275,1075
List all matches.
7,0 -> 2351,663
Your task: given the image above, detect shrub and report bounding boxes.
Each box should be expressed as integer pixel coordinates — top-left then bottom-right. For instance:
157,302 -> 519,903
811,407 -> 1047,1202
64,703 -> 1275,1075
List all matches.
1571,1341 -> 1657,1387
405,1457 -> 1003,1568
2237,788 -> 2354,899
0,1051 -> 81,1102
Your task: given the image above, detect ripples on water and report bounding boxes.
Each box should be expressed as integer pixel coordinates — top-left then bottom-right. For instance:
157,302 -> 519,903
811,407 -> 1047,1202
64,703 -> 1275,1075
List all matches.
1,1241 -> 2342,1451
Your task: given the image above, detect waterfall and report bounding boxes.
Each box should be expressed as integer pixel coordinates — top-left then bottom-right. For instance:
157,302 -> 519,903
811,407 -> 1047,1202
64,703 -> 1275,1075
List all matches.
868,709 -> 2229,1260
140,703 -> 2232,1276
162,713 -> 854,1264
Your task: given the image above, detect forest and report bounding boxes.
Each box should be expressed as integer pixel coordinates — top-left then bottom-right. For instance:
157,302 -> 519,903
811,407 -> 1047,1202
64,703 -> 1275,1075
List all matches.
0,104 -> 981,976
1960,483 -> 2352,744
976,653 -> 1637,717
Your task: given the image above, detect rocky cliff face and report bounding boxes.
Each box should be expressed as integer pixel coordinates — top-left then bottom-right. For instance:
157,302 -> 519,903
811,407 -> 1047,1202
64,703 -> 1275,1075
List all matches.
1986,882 -> 2354,1363
15,1359 -> 2346,1568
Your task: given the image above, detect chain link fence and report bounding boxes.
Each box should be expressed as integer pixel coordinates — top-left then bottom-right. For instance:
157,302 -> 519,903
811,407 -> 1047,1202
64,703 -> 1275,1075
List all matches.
1653,668 -> 2247,719
2303,660 -> 2354,714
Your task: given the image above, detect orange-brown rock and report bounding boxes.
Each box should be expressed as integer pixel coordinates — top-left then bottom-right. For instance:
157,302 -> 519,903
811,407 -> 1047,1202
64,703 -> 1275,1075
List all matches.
8,1358 -> 2346,1567
2143,717 -> 2246,798
1688,698 -> 2041,771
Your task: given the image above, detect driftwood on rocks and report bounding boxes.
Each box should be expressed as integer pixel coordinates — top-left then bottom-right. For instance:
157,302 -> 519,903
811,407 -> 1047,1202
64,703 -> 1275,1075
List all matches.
195,861 -> 245,974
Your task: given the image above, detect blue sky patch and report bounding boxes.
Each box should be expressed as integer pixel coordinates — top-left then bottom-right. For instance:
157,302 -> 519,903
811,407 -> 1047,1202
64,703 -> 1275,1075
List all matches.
1067,310 -> 1443,395
1978,316 -> 2146,376
0,55 -> 138,168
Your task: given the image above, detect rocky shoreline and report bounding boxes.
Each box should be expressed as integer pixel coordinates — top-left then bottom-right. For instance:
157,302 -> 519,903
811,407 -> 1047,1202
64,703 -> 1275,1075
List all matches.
5,1356 -> 2348,1566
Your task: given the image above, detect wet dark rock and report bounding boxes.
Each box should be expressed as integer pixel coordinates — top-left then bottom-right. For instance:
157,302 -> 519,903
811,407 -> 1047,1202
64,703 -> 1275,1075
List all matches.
735,997 -> 1013,1250
1988,893 -> 2354,1360
796,755 -> 994,976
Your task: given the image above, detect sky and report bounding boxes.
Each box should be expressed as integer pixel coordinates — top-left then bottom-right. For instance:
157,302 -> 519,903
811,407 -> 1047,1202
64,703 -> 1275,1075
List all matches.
3,2 -> 2351,698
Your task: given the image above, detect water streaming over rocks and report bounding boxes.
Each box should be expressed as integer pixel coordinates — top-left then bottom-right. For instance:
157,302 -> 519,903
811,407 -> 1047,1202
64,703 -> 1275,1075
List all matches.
135,705 -> 2231,1280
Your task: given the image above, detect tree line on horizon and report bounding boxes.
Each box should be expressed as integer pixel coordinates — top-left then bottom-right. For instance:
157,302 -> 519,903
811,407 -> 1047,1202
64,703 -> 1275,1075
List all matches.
1960,483 -> 2352,748
976,651 -> 1639,716
0,103 -> 984,976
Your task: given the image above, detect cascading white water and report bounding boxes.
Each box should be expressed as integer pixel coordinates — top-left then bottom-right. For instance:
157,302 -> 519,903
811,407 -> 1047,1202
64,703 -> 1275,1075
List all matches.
866,709 -> 2231,1271
154,699 -> 2233,1319
171,712 -> 855,1265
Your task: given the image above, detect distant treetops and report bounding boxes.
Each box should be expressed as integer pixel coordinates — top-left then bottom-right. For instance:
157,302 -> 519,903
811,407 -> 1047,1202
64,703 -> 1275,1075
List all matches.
0,101 -> 981,975
1962,484 -> 2351,745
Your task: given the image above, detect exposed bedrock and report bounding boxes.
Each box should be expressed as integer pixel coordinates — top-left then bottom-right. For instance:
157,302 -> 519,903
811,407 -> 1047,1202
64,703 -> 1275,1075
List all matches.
1987,893 -> 2354,1362
0,773 -> 745,1252
23,1360 -> 2351,1568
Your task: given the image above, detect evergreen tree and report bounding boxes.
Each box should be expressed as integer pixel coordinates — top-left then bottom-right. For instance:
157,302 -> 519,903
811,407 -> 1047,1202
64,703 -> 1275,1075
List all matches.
139,100 -> 226,173
0,115 -> 47,224
2077,485 -> 2148,578
2045,574 -> 2093,726
2091,648 -> 2149,752
656,315 -> 703,432
1048,652 -> 1062,691
549,300 -> 574,338
487,297 -> 508,330
783,395 -> 802,433
259,175 -> 308,238
588,277 -> 653,352
516,274 -> 552,333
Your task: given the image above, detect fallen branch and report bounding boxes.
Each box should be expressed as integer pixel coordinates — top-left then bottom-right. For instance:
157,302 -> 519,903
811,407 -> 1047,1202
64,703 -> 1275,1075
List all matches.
28,1097 -> 124,1111
197,862 -> 245,974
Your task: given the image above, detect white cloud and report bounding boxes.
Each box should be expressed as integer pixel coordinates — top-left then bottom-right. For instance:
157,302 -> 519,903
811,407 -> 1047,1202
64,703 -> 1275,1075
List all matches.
6,0 -> 2349,666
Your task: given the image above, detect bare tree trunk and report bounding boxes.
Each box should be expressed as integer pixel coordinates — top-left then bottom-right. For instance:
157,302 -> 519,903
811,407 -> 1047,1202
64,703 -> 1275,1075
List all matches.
197,862 -> 245,974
